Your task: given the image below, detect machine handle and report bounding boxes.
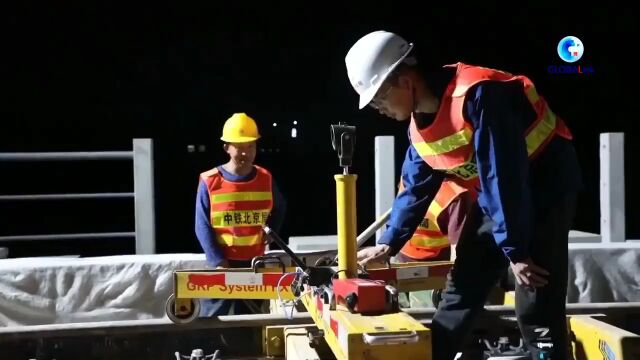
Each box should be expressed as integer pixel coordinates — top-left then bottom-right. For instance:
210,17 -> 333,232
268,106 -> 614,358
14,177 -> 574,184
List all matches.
263,226 -> 308,271
356,208 -> 391,248
251,256 -> 286,273
362,331 -> 419,345
330,208 -> 392,268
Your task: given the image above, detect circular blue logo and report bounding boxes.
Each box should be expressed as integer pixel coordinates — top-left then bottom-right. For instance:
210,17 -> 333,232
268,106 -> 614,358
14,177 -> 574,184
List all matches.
557,36 -> 584,63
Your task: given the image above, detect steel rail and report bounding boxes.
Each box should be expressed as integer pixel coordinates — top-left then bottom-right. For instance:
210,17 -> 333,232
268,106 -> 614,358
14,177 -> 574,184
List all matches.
1,302 -> 638,340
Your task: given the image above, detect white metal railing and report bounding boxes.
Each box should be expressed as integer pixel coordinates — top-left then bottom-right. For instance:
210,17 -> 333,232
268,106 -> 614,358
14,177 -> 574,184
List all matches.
0,193 -> 135,201
0,138 -> 156,255
373,132 -> 629,244
374,136 -> 395,241
0,151 -> 133,161
599,133 -> 625,243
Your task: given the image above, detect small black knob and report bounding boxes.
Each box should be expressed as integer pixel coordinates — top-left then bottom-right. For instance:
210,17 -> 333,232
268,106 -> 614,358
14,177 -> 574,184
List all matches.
345,292 -> 358,312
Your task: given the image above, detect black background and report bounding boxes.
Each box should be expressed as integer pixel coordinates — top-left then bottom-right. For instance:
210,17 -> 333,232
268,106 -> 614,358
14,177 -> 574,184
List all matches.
2,4 -> 637,257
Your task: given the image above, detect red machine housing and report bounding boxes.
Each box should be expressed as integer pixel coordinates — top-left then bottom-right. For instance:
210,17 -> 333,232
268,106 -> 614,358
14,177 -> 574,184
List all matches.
331,278 -> 387,314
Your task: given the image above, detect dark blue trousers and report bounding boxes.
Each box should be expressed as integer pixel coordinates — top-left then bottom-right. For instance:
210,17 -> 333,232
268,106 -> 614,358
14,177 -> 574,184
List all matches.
431,195 -> 576,360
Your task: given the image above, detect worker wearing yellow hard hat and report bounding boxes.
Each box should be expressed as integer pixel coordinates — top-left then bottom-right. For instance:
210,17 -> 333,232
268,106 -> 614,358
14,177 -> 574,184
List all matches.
194,112 -> 286,316
220,112 -> 262,143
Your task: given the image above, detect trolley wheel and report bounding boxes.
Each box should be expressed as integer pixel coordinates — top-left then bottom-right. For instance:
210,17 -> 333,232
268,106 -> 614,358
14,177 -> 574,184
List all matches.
165,294 -> 200,324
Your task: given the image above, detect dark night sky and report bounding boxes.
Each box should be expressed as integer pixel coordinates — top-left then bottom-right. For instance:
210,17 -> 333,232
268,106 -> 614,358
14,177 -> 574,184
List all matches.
1,4 -> 637,257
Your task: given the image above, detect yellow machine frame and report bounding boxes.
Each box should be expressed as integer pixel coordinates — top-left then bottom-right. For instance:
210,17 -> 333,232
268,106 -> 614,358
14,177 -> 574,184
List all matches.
166,159 -> 450,359
502,291 -> 640,360
569,315 -> 640,360
165,123 -> 640,359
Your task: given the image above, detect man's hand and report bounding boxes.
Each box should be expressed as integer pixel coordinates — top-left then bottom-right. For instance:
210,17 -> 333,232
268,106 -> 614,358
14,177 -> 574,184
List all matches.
215,259 -> 230,269
357,244 -> 391,267
510,258 -> 549,288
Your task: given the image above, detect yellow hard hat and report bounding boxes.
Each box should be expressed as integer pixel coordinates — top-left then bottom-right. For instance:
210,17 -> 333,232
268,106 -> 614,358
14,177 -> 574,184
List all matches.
220,113 -> 261,143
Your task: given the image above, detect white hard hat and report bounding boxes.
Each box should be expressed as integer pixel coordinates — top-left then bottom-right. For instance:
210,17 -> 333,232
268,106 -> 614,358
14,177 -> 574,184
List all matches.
345,30 -> 414,109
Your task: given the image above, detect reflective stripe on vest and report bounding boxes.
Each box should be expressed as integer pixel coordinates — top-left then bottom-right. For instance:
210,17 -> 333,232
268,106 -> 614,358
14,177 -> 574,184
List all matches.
412,127 -> 473,157
409,62 -> 572,185
398,179 -> 467,260
212,191 -> 273,203
200,166 -> 274,260
409,234 -> 450,248
410,197 -> 449,248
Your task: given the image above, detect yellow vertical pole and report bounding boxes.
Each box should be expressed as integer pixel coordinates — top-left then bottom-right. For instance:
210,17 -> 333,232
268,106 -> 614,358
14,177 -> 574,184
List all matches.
335,174 -> 358,279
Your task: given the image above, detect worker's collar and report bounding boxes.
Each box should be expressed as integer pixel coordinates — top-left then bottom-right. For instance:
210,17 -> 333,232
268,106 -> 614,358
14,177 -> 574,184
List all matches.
413,66 -> 456,129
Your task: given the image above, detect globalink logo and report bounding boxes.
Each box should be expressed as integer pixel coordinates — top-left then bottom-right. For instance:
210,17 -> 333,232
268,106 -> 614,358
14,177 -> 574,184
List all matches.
547,35 -> 594,74
557,35 -> 584,62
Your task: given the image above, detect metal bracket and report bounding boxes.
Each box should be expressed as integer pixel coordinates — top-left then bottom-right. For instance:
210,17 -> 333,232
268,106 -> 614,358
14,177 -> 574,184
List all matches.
251,255 -> 286,273
330,122 -> 356,174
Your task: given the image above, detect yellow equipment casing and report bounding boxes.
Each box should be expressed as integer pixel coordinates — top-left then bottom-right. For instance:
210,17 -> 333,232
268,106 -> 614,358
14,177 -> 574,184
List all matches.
335,174 -> 358,279
570,315 -> 640,360
300,290 -> 432,360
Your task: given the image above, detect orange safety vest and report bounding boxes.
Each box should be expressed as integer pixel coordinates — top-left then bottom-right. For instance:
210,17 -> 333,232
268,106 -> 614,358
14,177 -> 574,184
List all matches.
199,165 -> 274,261
398,179 -> 468,260
409,62 -> 573,189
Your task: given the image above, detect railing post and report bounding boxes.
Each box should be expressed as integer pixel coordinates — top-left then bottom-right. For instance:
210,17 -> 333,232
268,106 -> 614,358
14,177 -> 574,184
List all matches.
600,133 -> 625,243
374,136 -> 395,242
133,138 -> 156,254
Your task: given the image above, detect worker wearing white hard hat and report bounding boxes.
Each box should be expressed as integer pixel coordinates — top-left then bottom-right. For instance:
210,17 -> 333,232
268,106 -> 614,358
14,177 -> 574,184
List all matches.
194,113 -> 287,316
345,30 -> 582,360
